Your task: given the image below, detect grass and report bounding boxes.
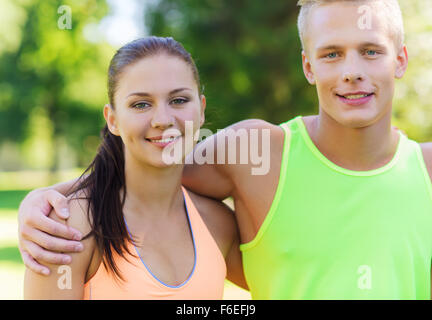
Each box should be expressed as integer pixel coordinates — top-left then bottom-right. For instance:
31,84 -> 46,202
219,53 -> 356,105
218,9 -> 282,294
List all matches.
0,190 -> 29,210
0,197 -> 25,300
0,175 -> 251,300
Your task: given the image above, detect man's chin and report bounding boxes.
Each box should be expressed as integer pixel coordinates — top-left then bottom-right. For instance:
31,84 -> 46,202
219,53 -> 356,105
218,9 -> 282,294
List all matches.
330,111 -> 379,129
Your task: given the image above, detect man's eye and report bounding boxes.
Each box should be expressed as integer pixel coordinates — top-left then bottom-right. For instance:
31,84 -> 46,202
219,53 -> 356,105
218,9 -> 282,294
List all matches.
326,52 -> 339,59
366,50 -> 378,56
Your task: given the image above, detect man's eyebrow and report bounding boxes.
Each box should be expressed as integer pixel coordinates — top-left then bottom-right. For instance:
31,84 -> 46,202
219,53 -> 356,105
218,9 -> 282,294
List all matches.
316,45 -> 343,52
125,88 -> 192,99
358,42 -> 386,48
316,42 -> 386,52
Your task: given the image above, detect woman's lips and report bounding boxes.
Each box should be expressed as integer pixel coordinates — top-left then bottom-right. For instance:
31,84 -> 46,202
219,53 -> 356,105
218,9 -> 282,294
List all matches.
336,92 -> 375,106
145,135 -> 181,148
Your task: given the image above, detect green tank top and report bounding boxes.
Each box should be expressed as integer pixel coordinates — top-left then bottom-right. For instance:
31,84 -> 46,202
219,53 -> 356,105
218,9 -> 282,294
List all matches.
240,116 -> 432,299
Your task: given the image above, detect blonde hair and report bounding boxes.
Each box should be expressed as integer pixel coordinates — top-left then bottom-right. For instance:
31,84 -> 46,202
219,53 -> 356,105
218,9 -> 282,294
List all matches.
297,0 -> 405,51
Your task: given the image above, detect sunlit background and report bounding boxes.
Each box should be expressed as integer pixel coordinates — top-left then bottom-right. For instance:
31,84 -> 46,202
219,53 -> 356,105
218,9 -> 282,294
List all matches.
1,0 -> 431,299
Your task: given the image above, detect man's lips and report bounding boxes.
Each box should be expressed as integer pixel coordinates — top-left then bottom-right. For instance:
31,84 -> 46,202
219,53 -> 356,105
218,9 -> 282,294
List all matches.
336,92 -> 375,106
336,91 -> 374,99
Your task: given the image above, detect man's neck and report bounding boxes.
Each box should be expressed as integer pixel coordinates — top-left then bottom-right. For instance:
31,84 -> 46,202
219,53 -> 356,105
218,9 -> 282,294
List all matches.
302,110 -> 400,171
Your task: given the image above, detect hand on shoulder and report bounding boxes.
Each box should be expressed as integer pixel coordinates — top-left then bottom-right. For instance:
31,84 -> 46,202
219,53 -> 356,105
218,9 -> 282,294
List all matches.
49,190 -> 93,238
24,190 -> 97,299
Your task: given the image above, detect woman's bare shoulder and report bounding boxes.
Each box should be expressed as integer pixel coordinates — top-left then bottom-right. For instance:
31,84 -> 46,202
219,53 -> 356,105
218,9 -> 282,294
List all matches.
25,190 -> 96,299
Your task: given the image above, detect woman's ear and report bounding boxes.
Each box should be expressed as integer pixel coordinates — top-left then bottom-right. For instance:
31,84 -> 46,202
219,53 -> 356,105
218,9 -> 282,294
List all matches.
199,95 -> 206,127
103,104 -> 120,136
302,50 -> 316,85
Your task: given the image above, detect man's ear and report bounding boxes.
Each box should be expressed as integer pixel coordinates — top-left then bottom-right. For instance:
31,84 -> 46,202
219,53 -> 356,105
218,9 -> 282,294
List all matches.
199,95 -> 206,127
302,50 -> 316,85
395,45 -> 408,79
103,104 -> 120,136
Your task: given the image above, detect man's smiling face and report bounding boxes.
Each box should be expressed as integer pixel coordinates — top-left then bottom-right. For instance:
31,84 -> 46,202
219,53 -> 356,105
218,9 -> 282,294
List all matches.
301,1 -> 408,128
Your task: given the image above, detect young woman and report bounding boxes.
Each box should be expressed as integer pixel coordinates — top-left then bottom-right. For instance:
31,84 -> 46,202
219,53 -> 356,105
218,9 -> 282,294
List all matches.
23,36 -> 247,299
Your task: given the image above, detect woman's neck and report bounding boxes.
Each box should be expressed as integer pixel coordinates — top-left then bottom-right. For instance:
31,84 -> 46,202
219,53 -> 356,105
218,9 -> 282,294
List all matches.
122,153 -> 185,220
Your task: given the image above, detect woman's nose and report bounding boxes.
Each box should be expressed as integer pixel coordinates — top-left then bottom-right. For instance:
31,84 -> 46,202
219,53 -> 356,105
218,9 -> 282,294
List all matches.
150,104 -> 175,129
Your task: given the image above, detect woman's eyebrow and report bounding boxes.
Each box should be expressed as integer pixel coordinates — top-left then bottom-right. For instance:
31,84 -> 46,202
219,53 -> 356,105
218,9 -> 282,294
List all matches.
169,87 -> 192,94
125,88 -> 192,99
126,92 -> 151,99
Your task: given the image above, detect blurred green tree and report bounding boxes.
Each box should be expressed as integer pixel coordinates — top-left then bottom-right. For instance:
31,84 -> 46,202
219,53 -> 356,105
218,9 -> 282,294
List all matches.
393,0 -> 432,142
145,0 -> 318,132
0,0 -> 110,173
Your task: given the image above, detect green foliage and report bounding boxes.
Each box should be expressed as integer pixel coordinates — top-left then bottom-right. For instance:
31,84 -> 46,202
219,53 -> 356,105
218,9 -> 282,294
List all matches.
393,1 -> 432,142
145,0 -> 318,131
0,0 -> 110,169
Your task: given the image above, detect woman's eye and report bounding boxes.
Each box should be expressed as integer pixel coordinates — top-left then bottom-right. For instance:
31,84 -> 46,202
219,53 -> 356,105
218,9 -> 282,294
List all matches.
132,102 -> 150,109
366,50 -> 378,56
171,98 -> 188,105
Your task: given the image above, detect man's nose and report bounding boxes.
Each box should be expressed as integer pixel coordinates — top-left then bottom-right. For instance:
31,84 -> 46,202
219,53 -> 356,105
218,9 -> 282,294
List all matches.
342,71 -> 364,83
341,52 -> 365,83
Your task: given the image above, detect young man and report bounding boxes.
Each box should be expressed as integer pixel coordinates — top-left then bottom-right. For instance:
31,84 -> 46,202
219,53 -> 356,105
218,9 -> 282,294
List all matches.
18,0 -> 432,299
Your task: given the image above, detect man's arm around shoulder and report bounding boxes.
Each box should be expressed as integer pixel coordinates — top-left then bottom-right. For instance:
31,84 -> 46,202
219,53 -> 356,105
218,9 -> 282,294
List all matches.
182,119 -> 279,200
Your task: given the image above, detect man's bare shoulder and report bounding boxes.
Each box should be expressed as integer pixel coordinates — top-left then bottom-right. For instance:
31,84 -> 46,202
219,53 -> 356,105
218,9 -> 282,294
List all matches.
420,143 -> 432,181
217,119 -> 287,157
227,118 -> 285,133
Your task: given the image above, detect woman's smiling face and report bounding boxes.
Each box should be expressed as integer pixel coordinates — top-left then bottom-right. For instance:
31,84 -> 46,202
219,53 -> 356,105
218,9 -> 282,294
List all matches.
104,53 -> 206,168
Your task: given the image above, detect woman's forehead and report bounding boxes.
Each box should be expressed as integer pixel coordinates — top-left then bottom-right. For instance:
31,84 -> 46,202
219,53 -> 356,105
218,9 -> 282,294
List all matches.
116,55 -> 197,99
